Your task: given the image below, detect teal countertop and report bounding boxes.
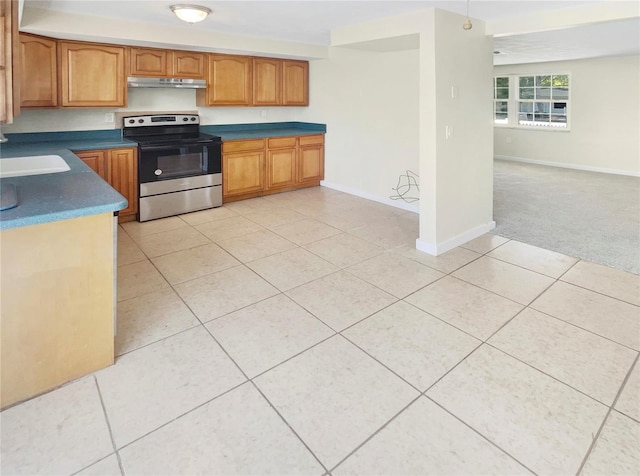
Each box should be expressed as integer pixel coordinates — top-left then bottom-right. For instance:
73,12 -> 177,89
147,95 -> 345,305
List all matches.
0,147 -> 128,231
0,122 -> 326,230
201,121 -> 326,140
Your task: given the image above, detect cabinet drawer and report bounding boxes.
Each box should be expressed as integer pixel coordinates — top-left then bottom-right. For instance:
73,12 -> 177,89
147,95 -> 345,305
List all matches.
268,136 -> 297,149
299,134 -> 324,146
222,139 -> 265,153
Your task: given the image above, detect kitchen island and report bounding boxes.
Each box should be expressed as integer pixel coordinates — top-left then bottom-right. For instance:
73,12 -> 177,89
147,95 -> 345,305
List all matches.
0,147 -> 127,409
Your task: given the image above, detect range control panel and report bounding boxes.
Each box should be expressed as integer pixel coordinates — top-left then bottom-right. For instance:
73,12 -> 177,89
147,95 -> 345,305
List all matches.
123,114 -> 200,128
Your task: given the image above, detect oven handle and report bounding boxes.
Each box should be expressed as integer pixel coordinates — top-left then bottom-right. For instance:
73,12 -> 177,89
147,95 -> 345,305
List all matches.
139,140 -> 218,151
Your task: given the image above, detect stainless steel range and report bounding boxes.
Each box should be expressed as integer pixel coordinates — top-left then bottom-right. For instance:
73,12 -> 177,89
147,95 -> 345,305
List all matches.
123,114 -> 222,222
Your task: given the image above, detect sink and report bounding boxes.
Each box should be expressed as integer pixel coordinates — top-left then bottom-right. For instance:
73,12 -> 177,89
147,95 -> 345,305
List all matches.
0,155 -> 71,179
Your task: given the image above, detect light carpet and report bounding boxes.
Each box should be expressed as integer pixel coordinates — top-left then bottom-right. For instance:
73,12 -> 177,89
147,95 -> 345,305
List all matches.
493,159 -> 640,275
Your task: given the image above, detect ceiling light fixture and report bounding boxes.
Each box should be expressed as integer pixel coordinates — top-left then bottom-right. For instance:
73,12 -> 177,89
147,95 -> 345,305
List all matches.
170,4 -> 211,24
463,0 -> 473,30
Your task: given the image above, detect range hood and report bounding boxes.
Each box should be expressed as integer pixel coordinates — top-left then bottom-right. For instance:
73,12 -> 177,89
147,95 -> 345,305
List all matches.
127,77 -> 206,89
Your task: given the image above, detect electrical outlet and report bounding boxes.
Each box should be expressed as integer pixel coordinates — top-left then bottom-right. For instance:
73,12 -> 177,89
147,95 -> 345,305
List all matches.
445,125 -> 454,140
104,113 -> 115,123
260,110 -> 268,118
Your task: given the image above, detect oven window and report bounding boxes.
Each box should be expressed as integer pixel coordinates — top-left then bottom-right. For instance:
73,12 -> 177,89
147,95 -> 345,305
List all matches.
157,152 -> 203,179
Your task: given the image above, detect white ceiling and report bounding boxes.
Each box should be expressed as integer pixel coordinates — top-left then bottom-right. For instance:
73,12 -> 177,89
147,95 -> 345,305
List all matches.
23,0 -> 640,64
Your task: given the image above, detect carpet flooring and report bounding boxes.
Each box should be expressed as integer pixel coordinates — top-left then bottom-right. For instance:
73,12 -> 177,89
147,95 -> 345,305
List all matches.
493,159 -> 640,275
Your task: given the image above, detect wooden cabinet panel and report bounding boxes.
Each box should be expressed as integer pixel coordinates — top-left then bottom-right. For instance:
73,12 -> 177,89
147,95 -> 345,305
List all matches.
197,54 -> 252,106
223,150 -> 265,197
253,58 -> 281,106
283,60 -> 309,106
59,41 -> 126,107
298,135 -> 324,185
1,0 -> 20,123
266,136 -> 297,191
129,48 -> 205,79
130,47 -> 168,77
19,34 -> 57,108
75,150 -> 107,180
222,138 -> 265,153
107,148 -> 137,218
172,51 -> 206,79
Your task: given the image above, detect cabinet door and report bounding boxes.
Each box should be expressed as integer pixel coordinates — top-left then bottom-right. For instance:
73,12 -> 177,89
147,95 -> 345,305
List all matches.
266,136 -> 297,190
1,0 -> 20,123
283,60 -> 308,106
107,148 -> 138,217
130,47 -> 168,77
172,51 -> 206,79
222,140 -> 265,197
298,135 -> 324,185
253,58 -> 281,106
59,41 -> 126,107
75,150 -> 107,180
199,54 -> 252,106
19,34 -> 57,108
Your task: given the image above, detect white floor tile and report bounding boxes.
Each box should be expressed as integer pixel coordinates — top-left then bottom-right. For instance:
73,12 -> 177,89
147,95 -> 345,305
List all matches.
286,270 -> 396,331
531,281 -> 640,350
334,397 -> 532,475
344,301 -> 480,390
452,256 -> 555,305
119,383 -> 323,475
347,252 -> 444,299
254,336 -> 418,469
0,377 -> 113,476
174,265 -> 279,322
615,361 -> 640,422
76,454 -> 122,475
581,411 -> 640,475
427,345 -> 608,475
489,308 -> 638,405
206,294 -> 333,377
115,288 -> 200,356
405,276 -> 524,340
96,326 -> 245,447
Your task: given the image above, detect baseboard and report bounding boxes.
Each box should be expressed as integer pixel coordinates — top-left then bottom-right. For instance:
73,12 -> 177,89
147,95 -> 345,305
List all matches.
320,180 -> 419,213
415,220 -> 496,256
495,155 -> 640,177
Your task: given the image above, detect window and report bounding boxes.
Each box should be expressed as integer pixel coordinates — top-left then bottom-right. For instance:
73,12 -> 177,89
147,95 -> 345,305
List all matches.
494,73 -> 570,129
493,76 -> 509,125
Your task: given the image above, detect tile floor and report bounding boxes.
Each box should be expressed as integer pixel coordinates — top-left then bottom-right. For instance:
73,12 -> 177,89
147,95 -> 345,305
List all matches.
2,186 -> 639,476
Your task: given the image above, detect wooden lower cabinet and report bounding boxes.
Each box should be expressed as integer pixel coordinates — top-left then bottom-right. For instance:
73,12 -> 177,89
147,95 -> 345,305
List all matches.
75,147 -> 138,222
266,136 -> 297,191
298,134 -> 325,186
223,134 -> 324,203
222,139 -> 265,201
74,149 -> 107,180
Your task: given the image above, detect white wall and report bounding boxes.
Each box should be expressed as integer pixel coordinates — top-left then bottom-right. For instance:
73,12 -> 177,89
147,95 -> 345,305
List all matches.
3,88 -> 305,133
299,47 -> 420,209
417,9 -> 495,254
494,55 -> 640,175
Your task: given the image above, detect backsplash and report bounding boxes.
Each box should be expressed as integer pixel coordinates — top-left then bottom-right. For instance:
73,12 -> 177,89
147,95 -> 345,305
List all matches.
4,88 -> 305,133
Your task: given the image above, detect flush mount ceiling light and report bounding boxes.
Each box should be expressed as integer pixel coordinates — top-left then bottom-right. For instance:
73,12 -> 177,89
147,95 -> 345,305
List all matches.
170,4 -> 211,23
463,0 -> 473,30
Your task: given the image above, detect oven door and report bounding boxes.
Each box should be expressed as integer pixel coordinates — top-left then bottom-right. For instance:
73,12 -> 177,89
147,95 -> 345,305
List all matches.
138,141 -> 221,184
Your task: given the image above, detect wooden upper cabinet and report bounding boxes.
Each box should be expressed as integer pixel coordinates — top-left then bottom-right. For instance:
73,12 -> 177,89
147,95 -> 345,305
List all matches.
253,58 -> 281,106
197,54 -> 252,106
129,47 -> 168,77
283,60 -> 309,106
19,34 -> 58,108
1,0 -> 20,123
172,51 -> 206,79
59,41 -> 126,107
129,47 -> 206,79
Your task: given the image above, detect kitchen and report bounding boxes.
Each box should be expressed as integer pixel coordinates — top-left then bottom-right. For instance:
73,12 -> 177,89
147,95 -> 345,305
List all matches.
2,2 -> 638,475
